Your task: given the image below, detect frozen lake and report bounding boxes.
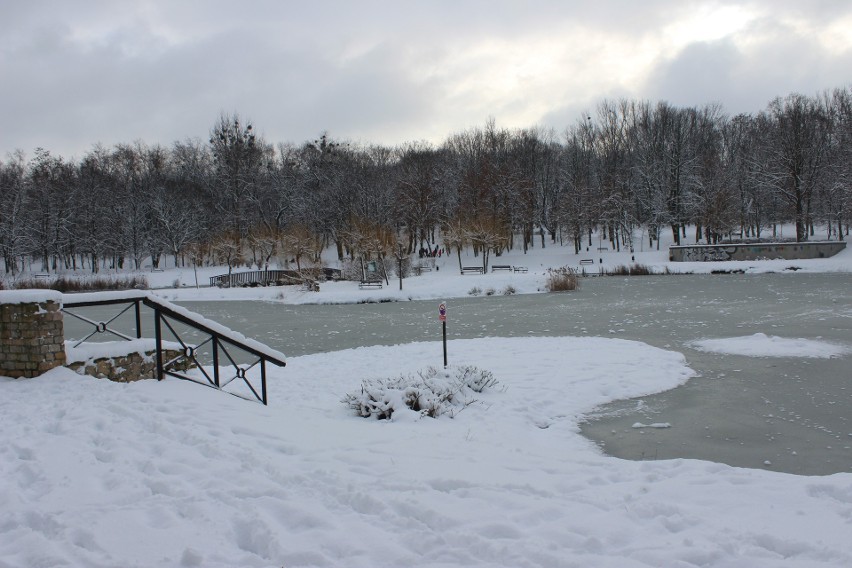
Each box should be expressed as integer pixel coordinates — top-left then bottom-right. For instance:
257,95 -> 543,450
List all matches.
65,273 -> 852,475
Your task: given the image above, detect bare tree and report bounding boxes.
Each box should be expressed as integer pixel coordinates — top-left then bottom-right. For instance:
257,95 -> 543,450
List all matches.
823,87 -> 852,239
759,94 -> 832,242
209,113 -> 271,243
280,224 -> 323,271
26,149 -> 79,272
467,214 -> 508,272
395,142 -> 445,252
247,225 -> 279,271
210,230 -> 244,286
441,216 -> 468,271
0,151 -> 31,274
150,185 -> 205,267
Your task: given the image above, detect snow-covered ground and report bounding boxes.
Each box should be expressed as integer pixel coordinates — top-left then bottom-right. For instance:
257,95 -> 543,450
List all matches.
4,337 -> 852,568
2,228 -> 852,567
146,230 -> 852,306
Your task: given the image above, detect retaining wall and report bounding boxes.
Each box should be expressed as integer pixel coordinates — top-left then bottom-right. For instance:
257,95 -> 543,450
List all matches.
66,346 -> 188,382
669,241 -> 847,262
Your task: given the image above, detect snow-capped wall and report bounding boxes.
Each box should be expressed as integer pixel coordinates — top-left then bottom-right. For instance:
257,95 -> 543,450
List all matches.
0,291 -> 65,378
65,340 -> 192,382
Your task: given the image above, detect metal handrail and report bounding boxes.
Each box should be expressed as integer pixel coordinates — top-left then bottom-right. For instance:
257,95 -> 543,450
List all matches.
61,297 -> 143,347
61,292 -> 285,405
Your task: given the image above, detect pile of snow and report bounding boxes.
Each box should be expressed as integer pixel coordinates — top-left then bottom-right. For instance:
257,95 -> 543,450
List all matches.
689,333 -> 851,358
3,336 -> 852,567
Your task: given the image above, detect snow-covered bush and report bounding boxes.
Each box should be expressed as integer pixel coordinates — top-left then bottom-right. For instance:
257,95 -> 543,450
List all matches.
502,284 -> 516,295
468,286 -> 482,296
343,365 -> 497,420
485,287 -> 496,296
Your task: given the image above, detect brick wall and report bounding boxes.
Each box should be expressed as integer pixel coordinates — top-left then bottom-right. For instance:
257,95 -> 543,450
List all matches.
0,291 -> 66,378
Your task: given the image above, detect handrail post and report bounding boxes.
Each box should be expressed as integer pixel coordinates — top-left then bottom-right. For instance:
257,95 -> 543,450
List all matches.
134,299 -> 142,339
212,337 -> 220,388
261,359 -> 268,406
154,308 -> 164,381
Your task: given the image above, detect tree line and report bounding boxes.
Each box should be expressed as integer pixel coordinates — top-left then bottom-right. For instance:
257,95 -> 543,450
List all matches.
1,86 -> 850,275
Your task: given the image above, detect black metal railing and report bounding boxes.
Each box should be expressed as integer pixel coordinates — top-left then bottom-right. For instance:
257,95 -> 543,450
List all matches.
62,294 -> 144,347
61,292 -> 285,405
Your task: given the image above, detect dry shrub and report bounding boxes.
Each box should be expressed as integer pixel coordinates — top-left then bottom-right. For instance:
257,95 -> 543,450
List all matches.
545,267 -> 579,292
12,275 -> 149,292
605,263 -> 654,276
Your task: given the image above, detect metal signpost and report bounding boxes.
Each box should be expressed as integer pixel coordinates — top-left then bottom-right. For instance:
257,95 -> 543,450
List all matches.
438,302 -> 447,368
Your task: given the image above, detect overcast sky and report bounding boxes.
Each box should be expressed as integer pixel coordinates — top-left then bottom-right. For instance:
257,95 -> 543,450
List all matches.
2,0 -> 850,159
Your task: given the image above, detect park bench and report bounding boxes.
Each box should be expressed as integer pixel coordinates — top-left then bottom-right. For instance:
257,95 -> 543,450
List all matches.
359,279 -> 383,289
512,266 -> 528,273
417,263 -> 433,272
491,265 -> 512,272
597,247 -> 608,251
461,266 -> 484,275
579,259 -> 594,266
33,273 -> 51,279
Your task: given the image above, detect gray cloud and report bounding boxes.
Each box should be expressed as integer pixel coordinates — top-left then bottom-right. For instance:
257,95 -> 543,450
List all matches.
2,0 -> 850,159
643,13 -> 852,115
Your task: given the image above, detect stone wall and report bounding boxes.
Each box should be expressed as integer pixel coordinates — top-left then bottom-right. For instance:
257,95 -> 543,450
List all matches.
0,290 -> 66,378
67,348 -> 188,382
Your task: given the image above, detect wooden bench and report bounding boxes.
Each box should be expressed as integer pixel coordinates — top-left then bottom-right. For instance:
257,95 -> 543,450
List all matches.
417,264 -> 433,272
491,265 -> 512,272
579,259 -> 594,266
359,280 -> 383,289
512,266 -> 528,273
597,247 -> 608,251
33,273 -> 51,279
461,266 -> 484,275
